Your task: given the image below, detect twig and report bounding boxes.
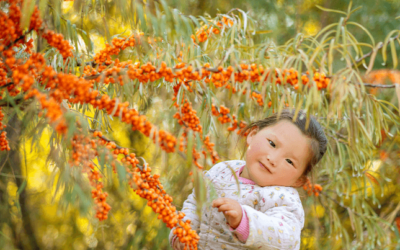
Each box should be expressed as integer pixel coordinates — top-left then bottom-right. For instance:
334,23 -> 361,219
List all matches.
361,83 -> 399,88
88,128 -> 189,162
0,82 -> 14,89
352,33 -> 400,67
88,128 -> 125,150
84,74 -> 102,80
203,67 -> 220,73
0,151 -> 9,174
3,29 -> 34,51
76,61 -> 97,67
319,191 -> 364,218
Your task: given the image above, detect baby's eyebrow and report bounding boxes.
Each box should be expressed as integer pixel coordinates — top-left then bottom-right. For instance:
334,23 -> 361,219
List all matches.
269,133 -> 282,145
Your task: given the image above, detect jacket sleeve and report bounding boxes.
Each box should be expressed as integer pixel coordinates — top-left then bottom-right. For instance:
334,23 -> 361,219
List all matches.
240,203 -> 303,250
168,189 -> 201,246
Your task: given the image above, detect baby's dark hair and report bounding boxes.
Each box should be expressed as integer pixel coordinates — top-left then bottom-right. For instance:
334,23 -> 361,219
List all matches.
239,109 -> 327,177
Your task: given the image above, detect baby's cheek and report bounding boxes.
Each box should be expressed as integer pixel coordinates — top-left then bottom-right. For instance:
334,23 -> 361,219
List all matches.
275,169 -> 298,185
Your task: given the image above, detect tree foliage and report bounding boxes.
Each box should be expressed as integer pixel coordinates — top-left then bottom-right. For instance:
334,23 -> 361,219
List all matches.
0,0 -> 400,249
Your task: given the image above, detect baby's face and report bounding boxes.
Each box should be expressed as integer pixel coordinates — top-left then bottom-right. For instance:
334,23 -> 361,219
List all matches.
244,120 -> 311,187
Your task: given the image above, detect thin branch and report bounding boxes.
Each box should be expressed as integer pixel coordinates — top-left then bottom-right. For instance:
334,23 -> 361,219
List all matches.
361,83 -> 399,88
76,61 -> 97,67
352,33 -> 400,67
3,29 -> 34,51
84,74 -> 101,80
320,191 -> 364,218
0,151 -> 9,174
88,128 -> 187,161
0,82 -> 14,89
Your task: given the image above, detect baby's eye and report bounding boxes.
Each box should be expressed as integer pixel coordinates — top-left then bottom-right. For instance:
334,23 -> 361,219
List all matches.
268,140 -> 276,148
286,159 -> 294,165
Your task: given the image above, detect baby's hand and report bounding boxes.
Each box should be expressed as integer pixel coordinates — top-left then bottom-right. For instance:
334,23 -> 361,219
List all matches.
212,198 -> 243,229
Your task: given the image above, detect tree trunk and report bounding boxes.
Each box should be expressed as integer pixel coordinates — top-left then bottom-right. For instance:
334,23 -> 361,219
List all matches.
5,114 -> 40,250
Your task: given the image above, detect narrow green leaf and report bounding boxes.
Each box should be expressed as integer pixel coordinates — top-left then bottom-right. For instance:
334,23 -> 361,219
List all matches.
17,180 -> 27,195
316,5 -> 347,15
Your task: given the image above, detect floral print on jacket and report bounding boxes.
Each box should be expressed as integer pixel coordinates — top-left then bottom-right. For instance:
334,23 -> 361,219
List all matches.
169,160 -> 305,250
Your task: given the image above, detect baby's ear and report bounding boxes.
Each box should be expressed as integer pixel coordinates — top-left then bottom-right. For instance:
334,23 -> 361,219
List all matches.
293,175 -> 307,188
246,126 -> 259,145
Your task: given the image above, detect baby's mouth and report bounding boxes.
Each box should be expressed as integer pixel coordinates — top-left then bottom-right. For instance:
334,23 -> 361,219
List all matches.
259,161 -> 272,174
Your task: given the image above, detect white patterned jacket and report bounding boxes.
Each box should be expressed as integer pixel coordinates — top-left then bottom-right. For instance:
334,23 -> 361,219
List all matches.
169,160 -> 305,250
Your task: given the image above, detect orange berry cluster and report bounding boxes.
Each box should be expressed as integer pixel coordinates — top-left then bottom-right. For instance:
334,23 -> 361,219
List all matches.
25,89 -> 68,134
202,135 -> 219,164
93,130 -> 139,173
211,104 -> 249,136
303,178 -> 323,197
20,38 -> 34,54
0,108 -> 6,131
13,53 -> 46,92
72,128 -> 200,247
228,118 -> 248,136
0,62 -> 11,90
172,219 -> 200,250
251,91 -> 264,106
93,35 -> 137,65
0,131 -> 10,151
365,69 -> 400,84
0,2 -> 42,48
216,105 -> 231,124
237,121 -> 249,136
172,82 -> 220,168
129,162 -> 199,248
0,97 -> 10,152
0,1 -> 24,49
191,16 -> 233,43
89,93 -> 175,152
310,72 -> 330,90
173,99 -> 202,133
85,59 -> 132,86
127,61 -> 177,83
364,69 -> 400,94
91,184 -> 111,221
92,130 -> 195,241
85,38 -> 330,93
155,129 -> 178,153
42,31 -> 74,59
70,133 -> 112,221
26,56 -> 178,153
205,65 -> 233,89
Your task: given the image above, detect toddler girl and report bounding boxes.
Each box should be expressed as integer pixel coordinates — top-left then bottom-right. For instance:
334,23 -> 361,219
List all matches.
170,109 -> 327,250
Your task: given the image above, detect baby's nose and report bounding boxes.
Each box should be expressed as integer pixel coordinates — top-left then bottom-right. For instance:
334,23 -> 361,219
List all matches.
267,155 -> 275,166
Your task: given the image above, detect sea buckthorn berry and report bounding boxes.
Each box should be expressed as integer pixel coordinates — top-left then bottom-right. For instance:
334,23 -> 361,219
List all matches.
0,131 -> 10,151
303,178 -> 323,197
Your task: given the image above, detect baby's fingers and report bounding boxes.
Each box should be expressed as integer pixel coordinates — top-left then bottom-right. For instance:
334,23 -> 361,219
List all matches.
217,203 -> 234,213
212,198 -> 231,207
224,210 -> 239,218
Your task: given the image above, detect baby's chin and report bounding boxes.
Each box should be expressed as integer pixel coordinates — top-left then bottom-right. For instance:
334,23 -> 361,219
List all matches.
250,176 -> 271,187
